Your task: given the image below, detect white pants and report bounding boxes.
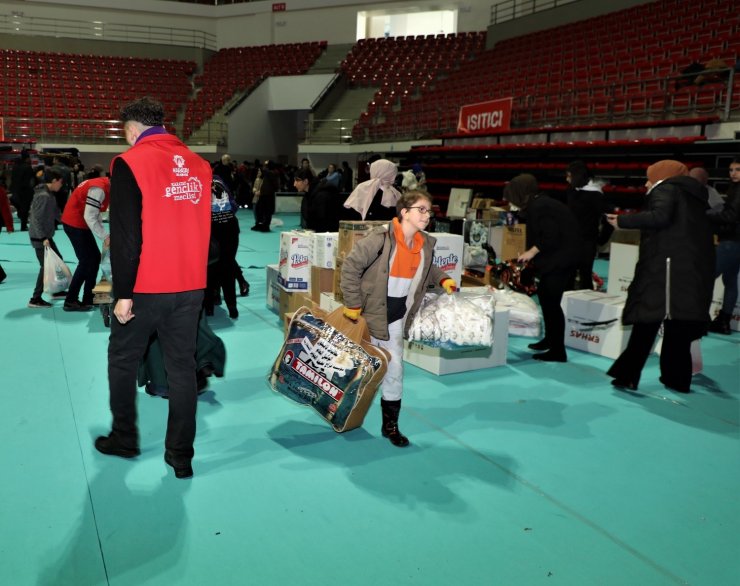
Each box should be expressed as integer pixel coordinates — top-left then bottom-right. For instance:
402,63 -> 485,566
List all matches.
371,319 -> 404,401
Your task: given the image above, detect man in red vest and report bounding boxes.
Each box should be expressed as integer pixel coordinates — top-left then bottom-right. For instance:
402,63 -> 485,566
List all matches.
95,97 -> 212,479
60,176 -> 110,311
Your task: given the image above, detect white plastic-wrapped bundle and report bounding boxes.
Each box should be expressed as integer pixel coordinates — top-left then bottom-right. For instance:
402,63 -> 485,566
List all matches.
409,292 -> 496,348
491,288 -> 541,337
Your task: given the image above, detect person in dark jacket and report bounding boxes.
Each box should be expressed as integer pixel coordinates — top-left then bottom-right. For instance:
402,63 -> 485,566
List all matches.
565,161 -> 613,289
10,151 -> 35,231
605,160 -> 714,393
252,160 -> 278,232
505,174 -> 582,362
343,158 -> 400,221
707,157 -> 740,334
297,169 -> 343,232
206,176 -> 240,318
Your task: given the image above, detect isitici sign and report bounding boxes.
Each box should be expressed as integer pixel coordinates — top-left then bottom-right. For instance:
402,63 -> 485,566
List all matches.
457,97 -> 513,134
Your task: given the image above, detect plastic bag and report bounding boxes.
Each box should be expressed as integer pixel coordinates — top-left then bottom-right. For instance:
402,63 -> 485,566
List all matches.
491,288 -> 541,338
408,292 -> 496,349
43,247 -> 72,294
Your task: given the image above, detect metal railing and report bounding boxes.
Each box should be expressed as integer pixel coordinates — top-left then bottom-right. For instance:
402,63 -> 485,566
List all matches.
303,118 -> 356,144
0,13 -> 216,50
490,0 -> 579,25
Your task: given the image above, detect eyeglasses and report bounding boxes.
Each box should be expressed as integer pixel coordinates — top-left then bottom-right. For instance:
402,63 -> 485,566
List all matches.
407,206 -> 433,216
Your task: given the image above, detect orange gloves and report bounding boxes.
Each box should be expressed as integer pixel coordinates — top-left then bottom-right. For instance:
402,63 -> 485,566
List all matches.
441,279 -> 457,294
343,307 -> 362,321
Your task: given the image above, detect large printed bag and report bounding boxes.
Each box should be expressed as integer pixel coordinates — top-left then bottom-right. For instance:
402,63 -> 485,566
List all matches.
269,307 -> 389,432
42,247 -> 72,294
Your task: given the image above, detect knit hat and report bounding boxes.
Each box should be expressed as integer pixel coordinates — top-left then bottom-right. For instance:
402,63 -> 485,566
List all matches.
646,160 -> 689,184
503,174 -> 539,208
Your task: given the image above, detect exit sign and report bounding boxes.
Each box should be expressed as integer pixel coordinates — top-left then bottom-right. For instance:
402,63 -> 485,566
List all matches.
272,3 -> 286,11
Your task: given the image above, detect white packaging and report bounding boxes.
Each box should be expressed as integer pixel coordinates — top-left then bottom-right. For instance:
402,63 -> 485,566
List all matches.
491,288 -> 541,338
562,290 -> 631,359
309,232 -> 338,269
319,291 -> 344,313
278,231 -> 311,291
403,308 -> 510,374
431,232 -> 464,284
606,242 -> 639,297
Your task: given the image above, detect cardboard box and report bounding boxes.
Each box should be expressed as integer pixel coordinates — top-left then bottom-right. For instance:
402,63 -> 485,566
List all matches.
479,207 -> 507,223
337,221 -> 386,258
431,232 -> 464,284
278,231 -> 311,291
709,274 -> 740,332
447,188 -> 473,218
561,290 -> 631,359
333,255 -> 345,303
610,228 -> 641,245
320,291 -> 344,313
403,308 -> 510,374
266,264 -> 281,313
309,232 -> 338,269
310,266 -> 334,304
606,242 -> 639,297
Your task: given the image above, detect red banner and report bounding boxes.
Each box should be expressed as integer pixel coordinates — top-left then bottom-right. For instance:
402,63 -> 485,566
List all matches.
272,3 -> 286,11
457,97 -> 513,134
0,117 -> 4,142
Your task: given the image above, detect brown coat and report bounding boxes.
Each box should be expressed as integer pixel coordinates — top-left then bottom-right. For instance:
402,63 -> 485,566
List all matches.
340,223 -> 448,340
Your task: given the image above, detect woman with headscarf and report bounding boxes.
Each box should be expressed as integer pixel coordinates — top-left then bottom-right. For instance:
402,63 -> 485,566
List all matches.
504,174 -> 582,362
343,159 -> 402,221
605,160 -> 714,393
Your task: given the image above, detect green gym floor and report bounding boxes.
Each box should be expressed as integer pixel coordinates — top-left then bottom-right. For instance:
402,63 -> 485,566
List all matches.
0,212 -> 738,586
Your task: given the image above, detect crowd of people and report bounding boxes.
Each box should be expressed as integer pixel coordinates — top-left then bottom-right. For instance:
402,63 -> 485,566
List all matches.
1,95 -> 737,475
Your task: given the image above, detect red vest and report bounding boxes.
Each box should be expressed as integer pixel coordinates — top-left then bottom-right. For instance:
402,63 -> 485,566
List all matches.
114,133 -> 212,293
61,177 -> 110,229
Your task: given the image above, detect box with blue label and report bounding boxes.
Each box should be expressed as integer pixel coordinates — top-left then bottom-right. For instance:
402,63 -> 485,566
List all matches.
278,231 -> 311,291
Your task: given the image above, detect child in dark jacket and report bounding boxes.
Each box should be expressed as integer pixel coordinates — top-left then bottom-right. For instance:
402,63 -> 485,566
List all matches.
28,169 -> 64,308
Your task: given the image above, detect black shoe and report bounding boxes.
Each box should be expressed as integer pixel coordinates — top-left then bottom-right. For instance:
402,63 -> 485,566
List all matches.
380,398 -> 410,448
94,434 -> 140,458
250,225 -> 260,231
708,316 -> 732,335
63,300 -> 94,312
164,451 -> 193,479
228,306 -> 239,319
611,379 -> 638,391
659,377 -> 690,394
51,290 -> 68,298
528,339 -> 549,350
28,297 -> 52,308
532,350 -> 567,362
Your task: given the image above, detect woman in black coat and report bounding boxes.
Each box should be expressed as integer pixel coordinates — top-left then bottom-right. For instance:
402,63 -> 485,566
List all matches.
605,160 -> 715,393
505,174 -> 582,362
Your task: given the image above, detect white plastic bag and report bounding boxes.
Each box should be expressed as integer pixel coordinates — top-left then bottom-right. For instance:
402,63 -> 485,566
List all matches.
43,247 -> 72,294
491,288 -> 541,338
99,245 -> 112,281
409,292 -> 496,349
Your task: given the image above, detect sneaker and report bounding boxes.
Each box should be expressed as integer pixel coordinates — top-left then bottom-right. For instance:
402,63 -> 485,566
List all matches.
51,290 -> 69,299
63,300 -> 94,312
28,297 -> 52,308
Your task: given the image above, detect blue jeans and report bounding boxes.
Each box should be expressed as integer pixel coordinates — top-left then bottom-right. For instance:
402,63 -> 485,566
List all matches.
715,240 -> 740,314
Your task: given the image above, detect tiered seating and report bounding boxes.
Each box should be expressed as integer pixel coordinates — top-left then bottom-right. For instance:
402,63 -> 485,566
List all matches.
0,49 -> 195,141
362,0 -> 738,141
183,41 -> 326,139
343,32 -> 486,141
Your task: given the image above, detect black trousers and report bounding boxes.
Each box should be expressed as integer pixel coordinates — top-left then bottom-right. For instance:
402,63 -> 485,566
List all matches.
607,320 -> 703,390
574,241 -> 597,290
537,268 -> 575,352
63,224 -> 101,304
107,290 -> 203,459
32,239 -> 62,298
205,226 -> 238,312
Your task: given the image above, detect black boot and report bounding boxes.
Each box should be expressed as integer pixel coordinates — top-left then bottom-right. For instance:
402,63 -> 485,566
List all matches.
708,311 -> 732,335
380,398 -> 410,448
